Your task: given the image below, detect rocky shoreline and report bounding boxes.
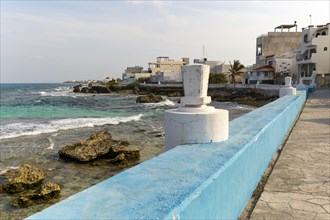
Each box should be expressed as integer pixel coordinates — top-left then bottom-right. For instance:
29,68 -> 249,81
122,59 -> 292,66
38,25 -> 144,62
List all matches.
59,130 -> 140,164
0,130 -> 139,209
0,164 -> 61,208
72,83 -> 278,107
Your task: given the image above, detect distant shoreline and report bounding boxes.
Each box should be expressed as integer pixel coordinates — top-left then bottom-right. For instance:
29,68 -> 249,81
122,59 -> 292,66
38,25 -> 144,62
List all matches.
71,83 -> 278,107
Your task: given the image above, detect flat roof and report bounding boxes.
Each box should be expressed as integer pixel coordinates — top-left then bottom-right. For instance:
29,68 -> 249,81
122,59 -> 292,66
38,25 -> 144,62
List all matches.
275,24 -> 296,29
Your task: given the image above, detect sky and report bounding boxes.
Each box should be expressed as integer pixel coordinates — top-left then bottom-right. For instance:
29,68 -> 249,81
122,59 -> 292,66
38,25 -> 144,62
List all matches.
1,1 -> 329,83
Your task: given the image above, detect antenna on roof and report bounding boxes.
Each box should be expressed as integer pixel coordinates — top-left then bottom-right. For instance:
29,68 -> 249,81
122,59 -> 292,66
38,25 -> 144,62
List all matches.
309,14 -> 312,26
203,45 -> 205,59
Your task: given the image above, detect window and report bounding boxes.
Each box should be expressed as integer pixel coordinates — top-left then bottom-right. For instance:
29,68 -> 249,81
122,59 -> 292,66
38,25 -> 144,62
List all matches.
304,34 -> 308,43
264,72 -> 269,77
268,61 -> 273,66
257,72 -> 260,76
257,46 -> 262,55
321,31 -> 326,35
325,47 -> 328,51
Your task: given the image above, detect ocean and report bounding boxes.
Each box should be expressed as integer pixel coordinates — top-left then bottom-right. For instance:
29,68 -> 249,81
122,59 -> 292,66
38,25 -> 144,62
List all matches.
0,83 -> 255,219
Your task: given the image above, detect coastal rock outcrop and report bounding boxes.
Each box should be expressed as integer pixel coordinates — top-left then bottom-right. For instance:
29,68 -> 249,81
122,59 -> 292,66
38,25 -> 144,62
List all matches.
59,130 -> 114,162
136,94 -> 163,103
80,87 -> 89,93
12,182 -> 61,207
0,164 -> 61,208
76,86 -> 111,94
59,130 -> 140,164
73,85 -> 81,93
0,164 -> 45,194
89,86 -> 110,93
108,146 -> 140,163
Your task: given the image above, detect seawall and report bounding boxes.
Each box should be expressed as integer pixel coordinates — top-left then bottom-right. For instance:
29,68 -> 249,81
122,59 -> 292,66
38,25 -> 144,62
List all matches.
27,90 -> 307,219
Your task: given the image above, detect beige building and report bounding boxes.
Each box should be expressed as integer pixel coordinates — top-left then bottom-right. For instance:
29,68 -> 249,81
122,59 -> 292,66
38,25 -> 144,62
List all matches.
148,56 -> 189,75
149,56 -> 189,83
122,66 -> 150,83
256,23 -> 301,65
248,23 -> 301,84
296,23 -> 330,87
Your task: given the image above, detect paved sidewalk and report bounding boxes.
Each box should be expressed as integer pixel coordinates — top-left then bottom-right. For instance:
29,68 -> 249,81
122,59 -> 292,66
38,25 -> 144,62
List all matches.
250,89 -> 330,219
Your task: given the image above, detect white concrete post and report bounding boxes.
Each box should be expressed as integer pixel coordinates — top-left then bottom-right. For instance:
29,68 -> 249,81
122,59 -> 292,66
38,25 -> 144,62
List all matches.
279,77 -> 296,97
296,77 -> 306,89
164,64 -> 229,151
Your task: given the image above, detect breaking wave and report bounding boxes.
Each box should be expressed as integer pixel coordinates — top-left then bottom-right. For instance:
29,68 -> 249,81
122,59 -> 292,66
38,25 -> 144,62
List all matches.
0,114 -> 143,140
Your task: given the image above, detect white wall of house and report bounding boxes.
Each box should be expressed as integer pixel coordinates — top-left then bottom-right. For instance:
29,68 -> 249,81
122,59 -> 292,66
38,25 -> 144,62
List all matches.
311,36 -> 330,74
296,23 -> 330,85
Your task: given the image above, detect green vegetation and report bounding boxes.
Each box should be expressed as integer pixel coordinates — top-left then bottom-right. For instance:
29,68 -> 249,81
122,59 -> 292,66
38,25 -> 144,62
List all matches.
209,73 -> 227,84
229,60 -> 245,84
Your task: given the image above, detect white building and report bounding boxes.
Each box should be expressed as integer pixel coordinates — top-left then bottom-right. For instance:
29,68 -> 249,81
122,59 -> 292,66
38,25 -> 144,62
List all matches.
296,23 -> 330,87
193,58 -> 224,74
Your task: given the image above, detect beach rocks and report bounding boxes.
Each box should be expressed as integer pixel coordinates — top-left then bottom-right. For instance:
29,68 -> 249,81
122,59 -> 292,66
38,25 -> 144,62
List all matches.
108,146 -> 140,162
12,182 -> 61,207
0,164 -> 45,194
73,85 -> 81,93
80,87 -> 89,93
76,86 -> 110,94
59,130 -> 114,162
59,130 -> 140,164
0,164 -> 61,208
136,94 -> 163,103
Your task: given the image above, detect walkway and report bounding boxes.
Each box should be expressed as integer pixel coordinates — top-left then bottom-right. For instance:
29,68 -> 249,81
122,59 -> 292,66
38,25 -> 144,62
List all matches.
250,89 -> 330,219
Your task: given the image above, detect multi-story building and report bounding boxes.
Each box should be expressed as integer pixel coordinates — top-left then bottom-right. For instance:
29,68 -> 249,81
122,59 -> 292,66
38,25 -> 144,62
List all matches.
248,22 -> 301,84
296,23 -> 330,87
248,52 -> 298,84
256,22 -> 301,65
122,66 -> 150,83
148,57 -> 189,75
149,57 -> 189,83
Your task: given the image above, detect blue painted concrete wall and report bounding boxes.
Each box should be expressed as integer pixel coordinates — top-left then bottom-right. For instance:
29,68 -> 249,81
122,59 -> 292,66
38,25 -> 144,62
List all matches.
27,91 -> 307,220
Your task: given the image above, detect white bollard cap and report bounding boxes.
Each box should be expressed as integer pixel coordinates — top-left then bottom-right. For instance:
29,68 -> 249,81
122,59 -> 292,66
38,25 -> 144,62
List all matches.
285,77 -> 292,87
181,64 -> 211,106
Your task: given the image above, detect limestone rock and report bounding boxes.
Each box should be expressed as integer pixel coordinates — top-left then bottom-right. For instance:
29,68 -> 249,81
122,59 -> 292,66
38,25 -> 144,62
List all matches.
108,146 -> 140,162
59,130 -> 114,162
0,164 -> 45,194
12,182 -> 61,207
136,94 -> 163,103
108,153 -> 128,165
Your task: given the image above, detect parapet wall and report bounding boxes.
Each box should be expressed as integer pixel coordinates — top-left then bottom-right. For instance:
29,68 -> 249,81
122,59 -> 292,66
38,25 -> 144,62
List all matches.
27,91 -> 307,220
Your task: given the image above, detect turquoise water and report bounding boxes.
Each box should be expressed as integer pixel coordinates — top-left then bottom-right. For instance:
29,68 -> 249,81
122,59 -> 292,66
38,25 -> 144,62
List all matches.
0,83 -> 169,139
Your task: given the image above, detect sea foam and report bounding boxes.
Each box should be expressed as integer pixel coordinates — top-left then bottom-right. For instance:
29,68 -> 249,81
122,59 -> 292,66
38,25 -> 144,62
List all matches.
141,99 -> 176,108
0,114 -> 143,140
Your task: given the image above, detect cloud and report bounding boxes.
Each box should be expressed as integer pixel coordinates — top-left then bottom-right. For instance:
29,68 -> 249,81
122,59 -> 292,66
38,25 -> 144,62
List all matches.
1,1 -> 329,82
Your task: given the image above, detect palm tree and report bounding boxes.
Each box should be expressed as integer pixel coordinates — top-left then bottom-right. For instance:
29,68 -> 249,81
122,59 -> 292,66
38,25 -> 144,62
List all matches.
229,60 -> 245,84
